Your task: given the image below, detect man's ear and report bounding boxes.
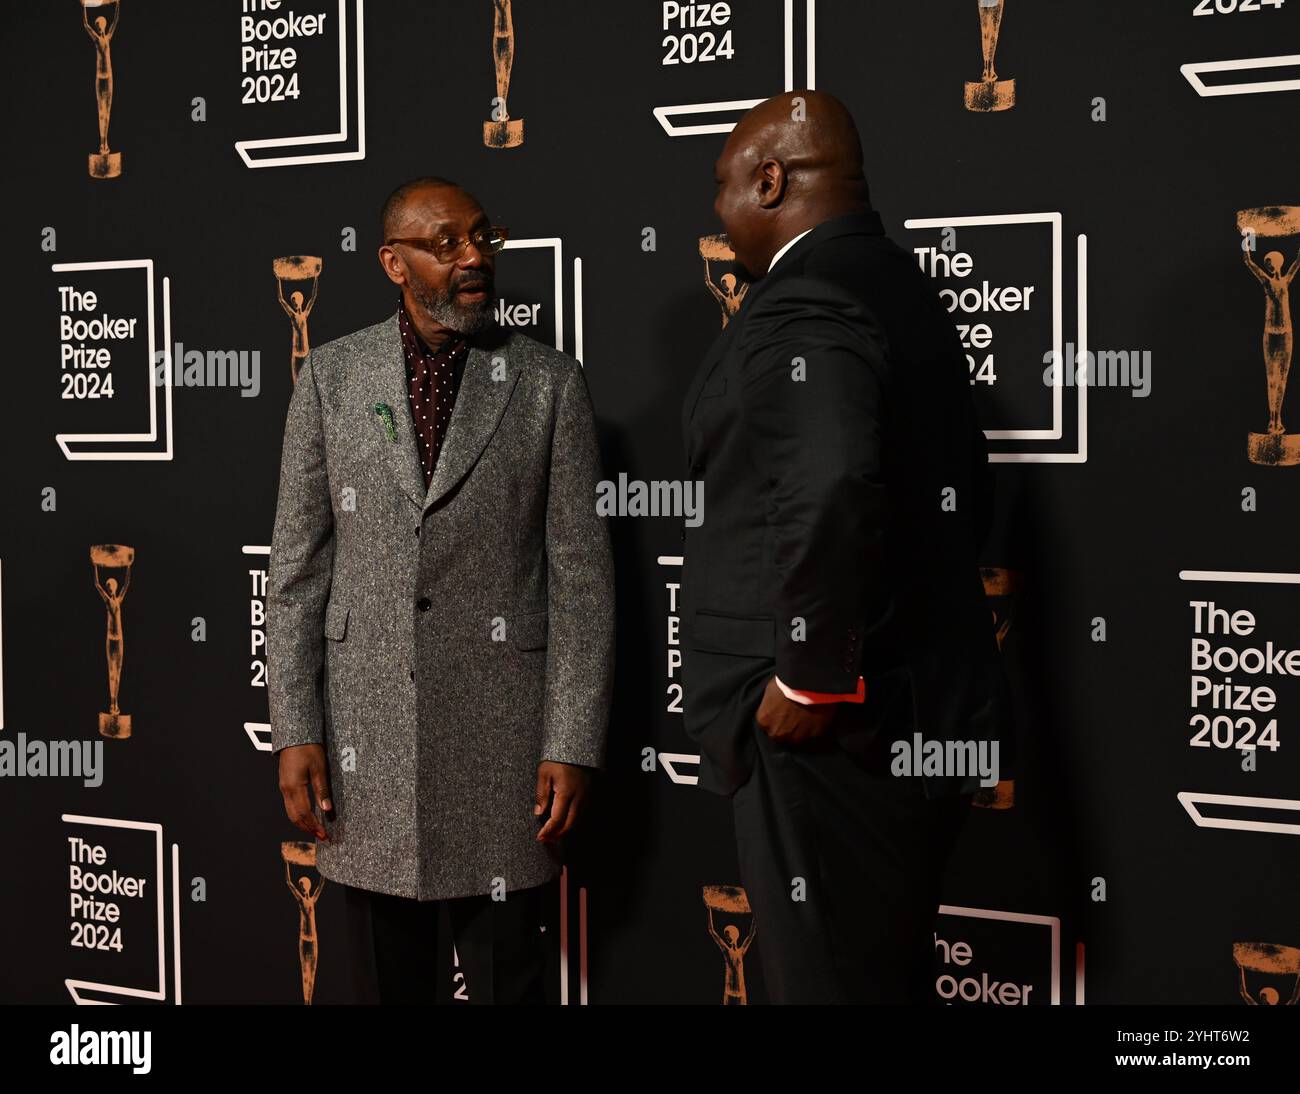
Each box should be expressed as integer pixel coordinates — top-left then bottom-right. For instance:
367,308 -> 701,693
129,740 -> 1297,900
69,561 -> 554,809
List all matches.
755,158 -> 786,209
377,246 -> 406,286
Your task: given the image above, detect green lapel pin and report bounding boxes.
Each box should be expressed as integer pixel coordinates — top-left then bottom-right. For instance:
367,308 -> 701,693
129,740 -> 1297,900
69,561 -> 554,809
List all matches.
374,401 -> 397,442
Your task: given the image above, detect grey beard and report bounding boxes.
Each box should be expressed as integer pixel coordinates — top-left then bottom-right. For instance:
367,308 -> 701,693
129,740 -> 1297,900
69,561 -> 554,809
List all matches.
411,280 -> 496,335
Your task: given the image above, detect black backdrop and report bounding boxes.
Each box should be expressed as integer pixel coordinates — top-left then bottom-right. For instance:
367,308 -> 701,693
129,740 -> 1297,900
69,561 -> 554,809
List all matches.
4,0 -> 1299,1005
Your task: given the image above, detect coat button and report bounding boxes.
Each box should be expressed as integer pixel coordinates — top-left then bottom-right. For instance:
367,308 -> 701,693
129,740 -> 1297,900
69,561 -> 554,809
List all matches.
409,669 -> 415,681
414,526 -> 420,536
417,597 -> 432,611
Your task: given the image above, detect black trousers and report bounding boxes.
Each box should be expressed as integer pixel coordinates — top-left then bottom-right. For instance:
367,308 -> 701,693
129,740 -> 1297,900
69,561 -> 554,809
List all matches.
732,704 -> 974,1004
344,879 -> 554,1005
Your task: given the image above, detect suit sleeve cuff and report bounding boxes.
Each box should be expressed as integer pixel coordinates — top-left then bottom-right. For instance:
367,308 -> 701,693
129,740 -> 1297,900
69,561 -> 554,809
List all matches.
774,675 -> 866,705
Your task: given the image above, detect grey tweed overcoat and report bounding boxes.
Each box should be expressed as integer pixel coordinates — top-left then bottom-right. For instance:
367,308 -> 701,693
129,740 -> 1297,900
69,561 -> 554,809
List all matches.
266,310 -> 614,900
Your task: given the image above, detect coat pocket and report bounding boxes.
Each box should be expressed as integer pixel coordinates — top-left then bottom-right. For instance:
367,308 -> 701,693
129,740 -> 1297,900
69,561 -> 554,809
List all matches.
512,610 -> 549,650
323,601 -> 350,641
691,610 -> 774,658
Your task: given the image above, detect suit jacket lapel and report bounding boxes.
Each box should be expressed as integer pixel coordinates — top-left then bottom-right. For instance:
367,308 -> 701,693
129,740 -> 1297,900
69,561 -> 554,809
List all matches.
371,310 -> 428,510
370,312 -> 521,513
423,336 -> 521,511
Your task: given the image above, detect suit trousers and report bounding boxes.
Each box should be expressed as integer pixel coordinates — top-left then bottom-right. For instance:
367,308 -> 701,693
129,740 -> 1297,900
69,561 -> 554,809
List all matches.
343,879 -> 555,1004
732,699 -> 973,1004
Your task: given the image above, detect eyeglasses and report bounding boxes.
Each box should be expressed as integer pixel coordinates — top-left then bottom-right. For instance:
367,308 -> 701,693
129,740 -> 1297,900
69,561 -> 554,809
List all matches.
385,226 -> 510,263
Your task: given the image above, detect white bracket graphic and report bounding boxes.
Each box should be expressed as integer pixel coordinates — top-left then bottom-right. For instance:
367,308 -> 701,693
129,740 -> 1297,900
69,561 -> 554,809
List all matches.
235,0 -> 367,167
1179,569 -> 1300,585
501,238 -> 584,360
653,0 -> 815,136
245,722 -> 273,751
1181,54 -> 1300,97
658,752 -> 701,785
1178,792 -> 1300,837
49,259 -> 173,461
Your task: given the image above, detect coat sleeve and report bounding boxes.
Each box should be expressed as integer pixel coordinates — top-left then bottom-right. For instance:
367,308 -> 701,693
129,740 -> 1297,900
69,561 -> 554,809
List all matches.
736,276 -> 892,694
267,350 -> 336,752
539,362 -> 615,768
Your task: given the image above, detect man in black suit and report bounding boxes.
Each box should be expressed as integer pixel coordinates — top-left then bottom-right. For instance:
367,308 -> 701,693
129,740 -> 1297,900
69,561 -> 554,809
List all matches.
680,90 -> 1006,1003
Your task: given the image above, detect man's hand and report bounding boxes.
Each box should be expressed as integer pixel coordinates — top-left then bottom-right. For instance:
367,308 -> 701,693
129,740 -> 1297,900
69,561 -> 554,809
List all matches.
278,744 -> 332,842
755,675 -> 840,745
534,761 -> 592,842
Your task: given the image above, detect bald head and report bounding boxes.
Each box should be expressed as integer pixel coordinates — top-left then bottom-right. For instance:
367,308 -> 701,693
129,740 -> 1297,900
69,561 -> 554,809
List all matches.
728,90 -> 867,191
712,90 -> 871,278
380,175 -> 467,242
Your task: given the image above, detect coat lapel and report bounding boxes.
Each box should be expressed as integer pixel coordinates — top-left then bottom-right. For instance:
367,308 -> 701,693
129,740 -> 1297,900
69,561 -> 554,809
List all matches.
371,311 -> 427,510
369,312 -> 521,513
423,335 -> 521,511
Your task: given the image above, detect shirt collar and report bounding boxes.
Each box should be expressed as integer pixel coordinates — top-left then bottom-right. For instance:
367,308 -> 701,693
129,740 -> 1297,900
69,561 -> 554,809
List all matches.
767,228 -> 814,274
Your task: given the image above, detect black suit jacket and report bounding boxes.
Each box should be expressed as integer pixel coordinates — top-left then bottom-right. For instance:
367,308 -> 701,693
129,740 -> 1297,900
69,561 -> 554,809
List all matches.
680,210 -> 1006,797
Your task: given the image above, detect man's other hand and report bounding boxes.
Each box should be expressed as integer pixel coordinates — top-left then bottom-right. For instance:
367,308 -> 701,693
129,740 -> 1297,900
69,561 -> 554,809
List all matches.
534,761 -> 592,842
755,675 -> 840,745
278,743 -> 332,842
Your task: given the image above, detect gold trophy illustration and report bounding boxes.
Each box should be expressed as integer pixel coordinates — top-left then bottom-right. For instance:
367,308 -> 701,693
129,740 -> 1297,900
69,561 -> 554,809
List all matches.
274,256 -> 322,385
964,0 -> 1015,112
703,885 -> 756,1005
283,841 -> 327,1005
483,0 -> 524,148
82,0 -> 122,178
700,234 -> 748,328
974,565 -> 1018,809
1232,942 -> 1300,1005
91,544 -> 133,739
1238,206 -> 1300,466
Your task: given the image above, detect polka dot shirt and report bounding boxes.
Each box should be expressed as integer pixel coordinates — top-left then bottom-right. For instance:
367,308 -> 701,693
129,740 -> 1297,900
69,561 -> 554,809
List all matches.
397,297 -> 467,488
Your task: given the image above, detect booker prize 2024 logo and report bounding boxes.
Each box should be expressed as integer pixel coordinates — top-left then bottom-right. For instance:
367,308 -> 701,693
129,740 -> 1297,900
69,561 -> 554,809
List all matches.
935,906 -> 1063,1005
652,0 -> 817,138
1179,571 -> 1300,1002
63,815 -> 183,1005
235,0 -> 367,168
904,211 -> 1089,463
51,259 -> 175,461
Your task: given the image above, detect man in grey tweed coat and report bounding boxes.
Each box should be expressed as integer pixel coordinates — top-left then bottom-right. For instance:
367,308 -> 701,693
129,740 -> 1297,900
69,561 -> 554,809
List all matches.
267,178 -> 614,1003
